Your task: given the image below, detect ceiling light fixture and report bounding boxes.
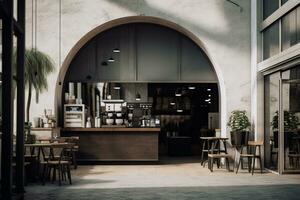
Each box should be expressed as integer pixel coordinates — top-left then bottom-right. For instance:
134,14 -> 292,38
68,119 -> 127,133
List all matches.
175,88 -> 182,97
207,88 -> 211,91
108,57 -> 115,62
135,93 -> 141,101
188,86 -> 196,90
208,94 -> 211,97
113,48 -> 120,53
205,99 -> 211,102
113,83 -> 121,90
176,109 -> 183,113
170,102 -> 176,106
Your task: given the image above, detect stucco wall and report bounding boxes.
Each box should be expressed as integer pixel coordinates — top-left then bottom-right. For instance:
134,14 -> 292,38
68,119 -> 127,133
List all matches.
25,0 -> 251,136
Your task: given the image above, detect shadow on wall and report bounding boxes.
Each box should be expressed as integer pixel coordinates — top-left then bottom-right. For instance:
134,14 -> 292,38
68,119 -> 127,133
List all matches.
107,0 -> 250,48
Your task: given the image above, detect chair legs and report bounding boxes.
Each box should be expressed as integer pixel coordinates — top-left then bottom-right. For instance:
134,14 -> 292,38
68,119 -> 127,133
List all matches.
236,156 -> 254,174
72,151 -> 77,170
67,164 -> 72,185
251,156 -> 263,175
236,157 -> 242,174
209,157 -> 231,172
42,164 -> 72,185
201,141 -> 207,166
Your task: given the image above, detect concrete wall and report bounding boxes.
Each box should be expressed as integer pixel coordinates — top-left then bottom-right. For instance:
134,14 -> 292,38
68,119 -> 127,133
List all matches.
25,0 -> 251,136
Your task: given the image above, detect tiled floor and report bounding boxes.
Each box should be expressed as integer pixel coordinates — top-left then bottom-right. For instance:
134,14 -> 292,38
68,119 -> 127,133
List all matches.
25,157 -> 300,200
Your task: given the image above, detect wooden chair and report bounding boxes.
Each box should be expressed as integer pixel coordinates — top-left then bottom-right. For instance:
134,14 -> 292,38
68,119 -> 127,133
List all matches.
63,136 -> 79,169
200,137 -> 219,166
288,137 -> 300,169
236,145 -> 254,174
207,138 -> 231,172
237,140 -> 263,175
42,144 -> 73,186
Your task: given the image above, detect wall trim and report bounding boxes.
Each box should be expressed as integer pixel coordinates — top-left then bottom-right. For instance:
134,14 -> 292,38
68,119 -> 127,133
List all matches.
258,43 -> 300,73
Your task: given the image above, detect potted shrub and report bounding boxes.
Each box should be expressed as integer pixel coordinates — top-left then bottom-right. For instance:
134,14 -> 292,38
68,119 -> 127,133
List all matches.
228,110 -> 250,146
271,110 -> 299,148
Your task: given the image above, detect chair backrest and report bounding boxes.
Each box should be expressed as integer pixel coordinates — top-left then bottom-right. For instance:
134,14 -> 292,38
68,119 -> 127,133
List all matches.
49,143 -> 73,162
215,129 -> 221,137
64,136 -> 80,149
248,140 -> 264,146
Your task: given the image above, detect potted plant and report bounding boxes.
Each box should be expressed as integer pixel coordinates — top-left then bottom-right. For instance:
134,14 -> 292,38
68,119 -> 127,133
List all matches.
14,48 -> 55,121
271,111 -> 299,131
228,110 -> 250,146
13,48 -> 55,142
271,110 -> 299,148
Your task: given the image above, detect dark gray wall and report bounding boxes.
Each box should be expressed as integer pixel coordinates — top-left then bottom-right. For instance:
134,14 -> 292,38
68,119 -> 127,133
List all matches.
65,23 -> 217,83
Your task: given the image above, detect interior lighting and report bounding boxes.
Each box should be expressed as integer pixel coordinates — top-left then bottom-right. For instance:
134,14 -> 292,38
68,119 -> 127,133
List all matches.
113,48 -> 120,53
108,57 -> 115,62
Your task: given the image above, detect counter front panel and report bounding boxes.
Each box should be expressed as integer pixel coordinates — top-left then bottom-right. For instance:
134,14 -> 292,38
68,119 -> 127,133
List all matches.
62,128 -> 159,162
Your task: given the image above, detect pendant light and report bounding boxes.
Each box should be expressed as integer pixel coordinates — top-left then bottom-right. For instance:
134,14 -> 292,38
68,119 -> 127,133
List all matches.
108,57 -> 115,62
113,36 -> 121,53
113,83 -> 121,90
135,93 -> 141,101
188,85 -> 196,90
175,88 -> 182,97
107,83 -> 112,100
135,84 -> 141,101
113,48 -> 120,53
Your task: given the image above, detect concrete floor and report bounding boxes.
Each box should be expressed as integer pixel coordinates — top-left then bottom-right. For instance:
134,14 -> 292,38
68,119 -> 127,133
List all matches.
25,157 -> 300,200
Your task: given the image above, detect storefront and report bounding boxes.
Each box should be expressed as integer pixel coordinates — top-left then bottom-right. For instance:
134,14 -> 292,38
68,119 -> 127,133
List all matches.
55,20 -> 220,162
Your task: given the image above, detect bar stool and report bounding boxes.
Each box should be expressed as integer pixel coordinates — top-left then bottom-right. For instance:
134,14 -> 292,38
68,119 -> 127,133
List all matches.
237,140 -> 263,175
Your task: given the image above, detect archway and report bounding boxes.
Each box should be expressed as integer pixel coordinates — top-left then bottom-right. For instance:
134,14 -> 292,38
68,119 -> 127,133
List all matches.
55,16 -> 227,136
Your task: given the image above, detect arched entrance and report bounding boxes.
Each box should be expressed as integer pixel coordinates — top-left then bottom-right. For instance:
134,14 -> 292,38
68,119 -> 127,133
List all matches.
55,16 -> 227,136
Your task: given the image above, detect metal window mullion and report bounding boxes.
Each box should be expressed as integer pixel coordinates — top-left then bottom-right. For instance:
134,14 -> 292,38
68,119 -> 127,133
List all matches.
278,77 -> 284,174
279,18 -> 282,52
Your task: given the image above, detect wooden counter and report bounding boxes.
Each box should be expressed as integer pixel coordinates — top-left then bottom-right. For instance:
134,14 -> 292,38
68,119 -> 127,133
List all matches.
62,127 -> 160,132
61,127 -> 160,162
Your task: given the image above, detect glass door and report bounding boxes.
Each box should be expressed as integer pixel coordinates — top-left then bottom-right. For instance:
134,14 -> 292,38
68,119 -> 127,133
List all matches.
265,65 -> 300,174
264,72 -> 280,172
280,78 -> 300,173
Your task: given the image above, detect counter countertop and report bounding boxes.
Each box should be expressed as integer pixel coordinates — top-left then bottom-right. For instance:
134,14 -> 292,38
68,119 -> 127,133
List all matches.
31,128 -> 58,131
62,127 -> 161,132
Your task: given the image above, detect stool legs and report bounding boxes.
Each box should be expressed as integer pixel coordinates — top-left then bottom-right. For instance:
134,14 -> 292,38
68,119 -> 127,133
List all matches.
201,141 -> 206,166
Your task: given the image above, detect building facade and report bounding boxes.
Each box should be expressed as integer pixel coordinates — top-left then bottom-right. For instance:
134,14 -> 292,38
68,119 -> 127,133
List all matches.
22,0 -> 300,173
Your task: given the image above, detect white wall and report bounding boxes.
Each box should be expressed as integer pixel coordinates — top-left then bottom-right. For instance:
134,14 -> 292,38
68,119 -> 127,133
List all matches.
25,0 -> 251,136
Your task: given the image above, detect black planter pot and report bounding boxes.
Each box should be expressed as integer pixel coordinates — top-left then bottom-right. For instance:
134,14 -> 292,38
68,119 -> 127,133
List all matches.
231,131 -> 249,146
273,130 -> 297,149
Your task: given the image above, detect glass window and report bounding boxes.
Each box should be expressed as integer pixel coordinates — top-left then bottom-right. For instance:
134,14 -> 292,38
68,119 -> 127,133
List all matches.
281,0 -> 289,5
281,8 -> 298,51
281,66 -> 300,172
263,21 -> 280,60
263,0 -> 279,19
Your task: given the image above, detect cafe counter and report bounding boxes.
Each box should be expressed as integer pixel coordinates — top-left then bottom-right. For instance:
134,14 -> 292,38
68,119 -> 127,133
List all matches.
61,127 -> 160,162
